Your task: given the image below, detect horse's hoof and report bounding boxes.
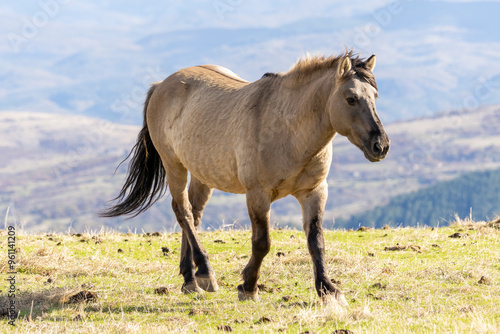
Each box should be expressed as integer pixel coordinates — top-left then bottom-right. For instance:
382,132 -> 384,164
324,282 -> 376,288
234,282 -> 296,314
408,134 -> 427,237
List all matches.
237,285 -> 259,301
196,275 -> 219,292
181,281 -> 204,294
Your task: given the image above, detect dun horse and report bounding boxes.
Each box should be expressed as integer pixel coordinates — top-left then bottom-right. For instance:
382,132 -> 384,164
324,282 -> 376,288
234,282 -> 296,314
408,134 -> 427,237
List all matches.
101,51 -> 390,305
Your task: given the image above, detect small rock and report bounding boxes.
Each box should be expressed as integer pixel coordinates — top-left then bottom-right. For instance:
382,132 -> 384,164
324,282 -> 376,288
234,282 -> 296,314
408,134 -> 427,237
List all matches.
214,239 -> 226,244
217,325 -> 232,332
117,248 -> 124,253
357,226 -> 371,232
382,225 -> 390,230
299,332 -> 317,334
152,232 -> 162,237
367,252 -> 375,257
281,295 -> 293,302
154,287 -> 169,295
332,330 -> 354,334
276,251 -> 286,257
73,314 -> 84,321
290,235 -> 296,239
56,242 -> 62,246
161,247 -> 170,255
478,276 -> 490,285
431,244 -> 441,248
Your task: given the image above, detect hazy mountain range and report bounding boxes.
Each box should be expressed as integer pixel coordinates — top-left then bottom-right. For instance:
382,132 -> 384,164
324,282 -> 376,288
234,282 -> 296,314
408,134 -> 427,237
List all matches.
1,1 -> 500,124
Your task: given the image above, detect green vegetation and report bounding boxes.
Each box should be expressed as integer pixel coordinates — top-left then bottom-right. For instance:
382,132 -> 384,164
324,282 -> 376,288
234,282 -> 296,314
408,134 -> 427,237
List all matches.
1,218 -> 499,333
337,168 -> 500,229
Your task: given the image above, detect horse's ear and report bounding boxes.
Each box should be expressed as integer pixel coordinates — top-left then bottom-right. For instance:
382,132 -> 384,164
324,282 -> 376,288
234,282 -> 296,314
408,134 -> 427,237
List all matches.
365,54 -> 376,72
338,57 -> 352,77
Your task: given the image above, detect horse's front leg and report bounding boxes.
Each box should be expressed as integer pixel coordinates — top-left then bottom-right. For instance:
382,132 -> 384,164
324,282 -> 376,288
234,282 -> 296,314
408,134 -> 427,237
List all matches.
295,181 -> 348,306
238,189 -> 271,301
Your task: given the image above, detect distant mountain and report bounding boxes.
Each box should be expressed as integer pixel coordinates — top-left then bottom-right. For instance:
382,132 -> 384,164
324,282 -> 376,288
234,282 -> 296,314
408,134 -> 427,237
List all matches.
336,168 -> 500,229
2,1 -> 500,124
1,104 -> 500,232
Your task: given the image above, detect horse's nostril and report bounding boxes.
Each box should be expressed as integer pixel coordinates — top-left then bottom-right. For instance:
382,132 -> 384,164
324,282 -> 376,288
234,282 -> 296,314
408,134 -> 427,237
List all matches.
373,142 -> 382,155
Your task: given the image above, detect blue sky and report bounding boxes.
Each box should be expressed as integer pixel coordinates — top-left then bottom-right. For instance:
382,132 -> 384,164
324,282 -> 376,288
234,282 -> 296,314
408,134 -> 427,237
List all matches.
1,0 -> 499,124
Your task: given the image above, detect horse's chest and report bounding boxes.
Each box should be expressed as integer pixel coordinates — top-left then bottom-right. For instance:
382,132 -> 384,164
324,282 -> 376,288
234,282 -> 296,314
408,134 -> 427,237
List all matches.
270,149 -> 332,199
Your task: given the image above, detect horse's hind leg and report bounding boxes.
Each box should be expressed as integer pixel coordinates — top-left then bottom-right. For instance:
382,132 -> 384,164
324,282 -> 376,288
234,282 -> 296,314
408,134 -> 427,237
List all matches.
179,176 -> 218,292
165,161 -> 214,294
295,181 -> 348,306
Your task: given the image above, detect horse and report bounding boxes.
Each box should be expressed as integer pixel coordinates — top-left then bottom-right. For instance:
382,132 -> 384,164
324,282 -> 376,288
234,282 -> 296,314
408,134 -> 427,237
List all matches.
101,51 -> 390,305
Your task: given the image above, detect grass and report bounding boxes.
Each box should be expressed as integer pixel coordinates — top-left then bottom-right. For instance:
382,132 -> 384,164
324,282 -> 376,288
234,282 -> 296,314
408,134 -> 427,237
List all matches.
0,217 -> 499,333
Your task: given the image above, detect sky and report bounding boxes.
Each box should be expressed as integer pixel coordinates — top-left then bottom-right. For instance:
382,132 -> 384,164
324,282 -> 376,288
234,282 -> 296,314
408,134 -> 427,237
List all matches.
1,0 -> 500,124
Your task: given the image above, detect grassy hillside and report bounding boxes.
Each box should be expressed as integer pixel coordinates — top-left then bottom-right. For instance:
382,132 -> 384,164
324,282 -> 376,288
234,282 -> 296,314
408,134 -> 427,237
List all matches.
1,218 -> 499,333
337,168 -> 500,229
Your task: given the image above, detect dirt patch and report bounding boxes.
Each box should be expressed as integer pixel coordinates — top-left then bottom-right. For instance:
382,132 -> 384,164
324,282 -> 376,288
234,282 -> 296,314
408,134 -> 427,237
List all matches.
487,218 -> 500,229
217,325 -> 233,332
62,290 -> 98,304
370,282 -> 387,289
255,316 -> 272,324
449,232 -> 469,238
154,287 -> 169,295
384,244 -> 421,252
478,276 -> 490,285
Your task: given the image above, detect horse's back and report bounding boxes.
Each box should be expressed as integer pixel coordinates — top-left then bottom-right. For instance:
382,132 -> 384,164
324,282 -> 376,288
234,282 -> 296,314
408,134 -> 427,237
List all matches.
147,65 -> 253,193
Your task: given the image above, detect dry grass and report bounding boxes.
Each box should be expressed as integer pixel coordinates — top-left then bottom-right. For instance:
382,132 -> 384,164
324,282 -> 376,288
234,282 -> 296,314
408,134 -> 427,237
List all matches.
0,219 -> 499,333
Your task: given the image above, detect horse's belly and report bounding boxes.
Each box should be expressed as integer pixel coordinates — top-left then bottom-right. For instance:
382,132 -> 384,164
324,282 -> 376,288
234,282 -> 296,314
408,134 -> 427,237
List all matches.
179,152 -> 245,194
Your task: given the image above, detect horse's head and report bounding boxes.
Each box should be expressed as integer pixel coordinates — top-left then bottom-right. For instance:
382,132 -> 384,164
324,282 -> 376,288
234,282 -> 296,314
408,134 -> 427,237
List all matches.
328,54 -> 390,162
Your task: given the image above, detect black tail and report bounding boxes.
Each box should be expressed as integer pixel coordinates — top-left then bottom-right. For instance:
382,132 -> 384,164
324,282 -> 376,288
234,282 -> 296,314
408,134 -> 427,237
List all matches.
100,84 -> 167,218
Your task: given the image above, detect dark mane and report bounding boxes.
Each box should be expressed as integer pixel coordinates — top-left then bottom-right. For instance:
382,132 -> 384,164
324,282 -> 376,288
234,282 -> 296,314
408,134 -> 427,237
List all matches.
262,72 -> 279,78
284,50 -> 377,90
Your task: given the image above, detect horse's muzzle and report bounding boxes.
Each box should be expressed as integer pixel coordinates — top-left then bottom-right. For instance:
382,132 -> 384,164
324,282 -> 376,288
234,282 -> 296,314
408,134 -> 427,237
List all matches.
364,136 -> 390,162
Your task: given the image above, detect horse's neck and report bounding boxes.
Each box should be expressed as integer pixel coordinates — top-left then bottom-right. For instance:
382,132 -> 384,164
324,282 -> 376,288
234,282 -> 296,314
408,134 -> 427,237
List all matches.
277,74 -> 337,161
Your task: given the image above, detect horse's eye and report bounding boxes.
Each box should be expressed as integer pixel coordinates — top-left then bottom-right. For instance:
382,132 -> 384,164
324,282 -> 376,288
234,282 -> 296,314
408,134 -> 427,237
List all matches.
346,97 -> 356,106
